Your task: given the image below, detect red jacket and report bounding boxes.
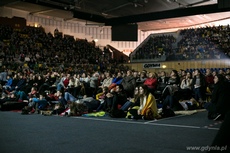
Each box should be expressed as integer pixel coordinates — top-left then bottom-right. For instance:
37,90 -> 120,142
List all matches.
144,78 -> 157,89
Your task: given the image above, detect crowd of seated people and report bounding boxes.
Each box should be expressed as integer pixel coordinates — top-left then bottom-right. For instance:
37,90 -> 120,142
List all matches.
132,35 -> 176,60
0,24 -> 122,74
131,25 -> 230,61
177,25 -> 230,60
0,24 -> 230,120
0,66 -> 229,120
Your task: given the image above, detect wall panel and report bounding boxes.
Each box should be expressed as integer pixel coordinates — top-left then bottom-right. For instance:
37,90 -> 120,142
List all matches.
123,59 -> 230,73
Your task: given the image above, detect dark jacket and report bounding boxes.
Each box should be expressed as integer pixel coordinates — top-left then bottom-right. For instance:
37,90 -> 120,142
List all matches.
121,76 -> 136,93
210,81 -> 230,115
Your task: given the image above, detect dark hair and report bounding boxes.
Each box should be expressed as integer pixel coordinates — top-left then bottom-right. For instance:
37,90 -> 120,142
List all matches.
172,70 -> 179,76
216,74 -> 225,83
139,84 -> 150,96
103,86 -> 109,93
116,84 -> 124,91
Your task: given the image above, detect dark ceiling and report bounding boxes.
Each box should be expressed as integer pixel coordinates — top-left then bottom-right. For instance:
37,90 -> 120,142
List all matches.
1,0 -> 230,31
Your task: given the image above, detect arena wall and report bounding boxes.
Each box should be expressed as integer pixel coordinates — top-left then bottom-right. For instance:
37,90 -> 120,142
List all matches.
123,59 -> 230,74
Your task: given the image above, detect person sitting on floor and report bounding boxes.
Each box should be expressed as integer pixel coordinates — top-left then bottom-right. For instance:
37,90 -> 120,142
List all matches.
127,84 -> 161,120
109,84 -> 127,112
95,86 -> 110,112
205,74 -> 230,120
27,93 -> 49,114
120,86 -> 140,112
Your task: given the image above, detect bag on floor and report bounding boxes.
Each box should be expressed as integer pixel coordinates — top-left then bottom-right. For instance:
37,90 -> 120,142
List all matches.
110,109 -> 126,118
160,108 -> 175,118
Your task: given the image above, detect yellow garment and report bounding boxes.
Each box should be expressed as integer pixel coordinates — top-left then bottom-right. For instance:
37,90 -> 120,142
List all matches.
126,106 -> 140,118
82,111 -> 106,117
140,93 -> 161,119
96,92 -> 103,100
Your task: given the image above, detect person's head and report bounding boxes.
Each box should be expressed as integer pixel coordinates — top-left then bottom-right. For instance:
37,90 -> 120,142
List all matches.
134,86 -> 139,95
66,73 -> 71,78
186,72 -> 192,79
226,74 -> 230,81
81,73 -> 86,78
214,74 -> 225,84
117,72 -> 122,78
7,75 -> 11,79
194,69 -> 201,76
171,70 -> 178,77
206,68 -> 212,75
126,70 -> 132,76
140,71 -> 147,78
181,70 -> 186,76
115,84 -> 124,93
212,71 -> 218,77
38,75 -> 43,80
105,72 -> 111,78
226,68 -> 230,74
138,84 -> 149,97
133,71 -> 138,78
102,86 -> 109,93
148,72 -> 157,78
39,94 -> 44,100
160,71 -> 166,77
31,87 -> 37,91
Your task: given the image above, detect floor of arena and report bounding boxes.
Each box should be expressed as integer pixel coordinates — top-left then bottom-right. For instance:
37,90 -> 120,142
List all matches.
0,110 -> 221,153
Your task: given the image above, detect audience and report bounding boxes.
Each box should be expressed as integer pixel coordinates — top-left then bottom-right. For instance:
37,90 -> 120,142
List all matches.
0,23 -> 230,122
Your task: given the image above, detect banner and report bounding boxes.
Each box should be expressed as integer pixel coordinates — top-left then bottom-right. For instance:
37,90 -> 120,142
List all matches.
143,63 -> 161,68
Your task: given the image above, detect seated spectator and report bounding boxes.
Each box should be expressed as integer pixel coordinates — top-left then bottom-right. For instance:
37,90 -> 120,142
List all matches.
98,72 -> 113,89
120,86 -> 140,111
14,74 -> 27,92
205,74 -> 230,120
144,72 -> 158,95
103,84 -> 127,113
57,73 -> 70,91
75,95 -> 100,113
121,70 -> 136,98
67,74 -> 81,97
126,84 -> 160,120
88,72 -> 99,98
29,93 -> 49,113
155,71 -> 169,99
136,71 -> 147,86
161,70 -> 180,99
205,68 -> 215,92
191,69 -> 207,105
109,71 -> 123,91
95,86 -> 109,112
179,72 -> 193,100
2,75 -> 12,92
161,70 -> 181,111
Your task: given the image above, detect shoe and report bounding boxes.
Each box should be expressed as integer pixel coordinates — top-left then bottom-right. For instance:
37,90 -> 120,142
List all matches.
18,99 -> 23,102
127,115 -> 132,119
213,114 -> 222,121
30,108 -> 35,114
